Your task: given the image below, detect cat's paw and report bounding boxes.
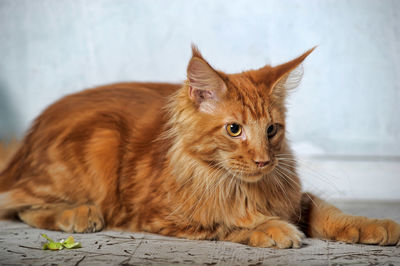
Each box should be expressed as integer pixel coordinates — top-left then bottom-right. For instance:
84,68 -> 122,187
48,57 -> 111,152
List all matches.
57,205 -> 105,233
249,220 -> 304,249
335,218 -> 400,246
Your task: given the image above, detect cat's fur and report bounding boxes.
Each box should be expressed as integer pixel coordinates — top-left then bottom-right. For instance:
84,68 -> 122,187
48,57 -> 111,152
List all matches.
0,46 -> 399,248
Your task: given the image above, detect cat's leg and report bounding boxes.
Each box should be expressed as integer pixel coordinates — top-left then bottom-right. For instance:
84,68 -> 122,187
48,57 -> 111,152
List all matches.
18,204 -> 104,233
221,219 -> 305,248
302,193 -> 400,245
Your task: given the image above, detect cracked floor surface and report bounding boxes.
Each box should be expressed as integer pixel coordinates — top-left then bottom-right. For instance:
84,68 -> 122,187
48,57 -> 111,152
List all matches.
1,201 -> 399,265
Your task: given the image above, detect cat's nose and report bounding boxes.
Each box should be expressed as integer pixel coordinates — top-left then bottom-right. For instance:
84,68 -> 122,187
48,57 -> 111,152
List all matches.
254,160 -> 270,168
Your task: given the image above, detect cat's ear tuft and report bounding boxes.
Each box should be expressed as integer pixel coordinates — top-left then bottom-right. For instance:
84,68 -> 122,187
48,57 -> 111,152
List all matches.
191,44 -> 204,60
187,46 -> 227,113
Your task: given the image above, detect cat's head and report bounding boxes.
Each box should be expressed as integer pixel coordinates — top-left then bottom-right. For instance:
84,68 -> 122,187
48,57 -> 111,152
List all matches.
178,45 -> 314,183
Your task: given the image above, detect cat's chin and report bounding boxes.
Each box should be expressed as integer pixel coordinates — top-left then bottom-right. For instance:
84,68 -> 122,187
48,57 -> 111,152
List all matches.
228,166 -> 276,183
236,174 -> 264,183
233,170 -> 269,183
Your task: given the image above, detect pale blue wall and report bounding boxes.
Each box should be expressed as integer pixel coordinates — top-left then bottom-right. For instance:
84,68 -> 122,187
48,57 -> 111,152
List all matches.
0,0 -> 399,157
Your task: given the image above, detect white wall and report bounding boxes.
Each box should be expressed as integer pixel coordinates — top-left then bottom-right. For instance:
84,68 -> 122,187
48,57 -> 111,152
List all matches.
0,0 -> 399,199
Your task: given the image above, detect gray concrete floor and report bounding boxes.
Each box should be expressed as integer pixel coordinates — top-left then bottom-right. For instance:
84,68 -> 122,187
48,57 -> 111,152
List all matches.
1,201 -> 399,266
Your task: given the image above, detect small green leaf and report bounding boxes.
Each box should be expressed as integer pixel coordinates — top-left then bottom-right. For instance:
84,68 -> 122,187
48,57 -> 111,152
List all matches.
62,236 -> 75,245
41,234 -> 55,243
41,234 -> 82,250
61,236 -> 82,249
43,242 -> 63,250
48,242 -> 63,250
63,242 -> 82,249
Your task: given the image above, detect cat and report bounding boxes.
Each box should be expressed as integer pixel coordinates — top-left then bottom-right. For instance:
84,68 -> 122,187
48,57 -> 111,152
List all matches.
0,45 -> 399,249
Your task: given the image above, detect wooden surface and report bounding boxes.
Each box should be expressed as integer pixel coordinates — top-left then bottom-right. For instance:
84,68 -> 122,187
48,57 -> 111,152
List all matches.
1,201 -> 399,265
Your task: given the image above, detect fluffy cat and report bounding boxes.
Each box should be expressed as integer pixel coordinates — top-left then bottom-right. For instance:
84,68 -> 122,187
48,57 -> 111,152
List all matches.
0,46 -> 399,248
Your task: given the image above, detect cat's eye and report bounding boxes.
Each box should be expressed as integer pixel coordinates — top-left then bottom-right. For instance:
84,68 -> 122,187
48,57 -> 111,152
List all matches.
226,123 -> 242,137
267,124 -> 279,139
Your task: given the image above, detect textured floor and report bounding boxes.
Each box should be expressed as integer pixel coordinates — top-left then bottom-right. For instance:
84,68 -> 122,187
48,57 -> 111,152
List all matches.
0,201 -> 399,266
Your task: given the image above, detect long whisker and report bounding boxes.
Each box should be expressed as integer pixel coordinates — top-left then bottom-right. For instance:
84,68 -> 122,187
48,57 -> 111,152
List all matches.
274,167 -> 299,191
272,170 -> 296,214
277,158 -> 341,193
276,165 -> 318,209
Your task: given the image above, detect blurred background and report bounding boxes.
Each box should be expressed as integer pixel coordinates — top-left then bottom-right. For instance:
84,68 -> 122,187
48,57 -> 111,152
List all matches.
0,0 -> 399,200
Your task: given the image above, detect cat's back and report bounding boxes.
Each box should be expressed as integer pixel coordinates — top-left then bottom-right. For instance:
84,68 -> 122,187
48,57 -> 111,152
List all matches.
41,82 -> 181,123
0,82 -> 180,192
28,81 -> 182,150
27,82 -> 181,138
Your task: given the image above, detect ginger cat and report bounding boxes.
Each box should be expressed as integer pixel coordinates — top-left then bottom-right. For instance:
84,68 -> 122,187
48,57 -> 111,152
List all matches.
0,46 -> 399,248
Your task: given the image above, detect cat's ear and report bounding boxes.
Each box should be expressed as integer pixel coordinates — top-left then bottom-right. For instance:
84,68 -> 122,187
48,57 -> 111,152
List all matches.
270,47 -> 316,100
187,46 -> 227,113
255,47 -> 316,101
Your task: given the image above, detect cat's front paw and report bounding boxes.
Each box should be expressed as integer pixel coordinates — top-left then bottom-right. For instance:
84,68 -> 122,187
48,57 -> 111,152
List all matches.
335,218 -> 400,246
249,220 -> 304,248
57,205 -> 105,233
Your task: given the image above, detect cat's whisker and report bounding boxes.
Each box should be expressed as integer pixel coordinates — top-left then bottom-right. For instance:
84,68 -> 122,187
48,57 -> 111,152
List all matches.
274,167 -> 298,191
277,156 -> 337,182
274,167 -> 311,221
277,159 -> 341,193
274,166 -> 306,212
272,169 -> 296,214
275,165 -> 319,210
272,170 -> 302,222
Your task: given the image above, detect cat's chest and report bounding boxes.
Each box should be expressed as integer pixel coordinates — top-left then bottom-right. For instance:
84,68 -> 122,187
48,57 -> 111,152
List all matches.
197,191 -> 299,228
229,188 -> 301,225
